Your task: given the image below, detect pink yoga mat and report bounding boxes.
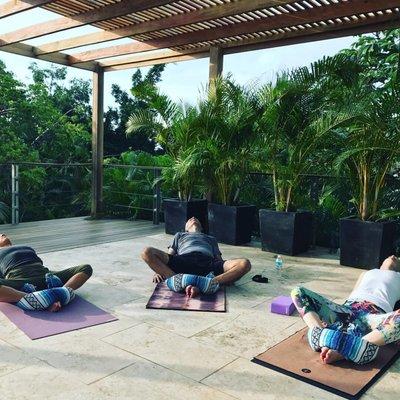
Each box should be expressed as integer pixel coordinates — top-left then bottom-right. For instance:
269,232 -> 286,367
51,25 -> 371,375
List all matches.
0,296 -> 118,340
146,282 -> 226,312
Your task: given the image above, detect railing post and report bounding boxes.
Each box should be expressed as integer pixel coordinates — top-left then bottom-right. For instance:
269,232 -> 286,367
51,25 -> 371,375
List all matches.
153,167 -> 161,225
11,164 -> 19,225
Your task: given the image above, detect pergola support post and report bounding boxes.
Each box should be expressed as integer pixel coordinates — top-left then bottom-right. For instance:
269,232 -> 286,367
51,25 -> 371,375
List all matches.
209,46 -> 223,90
91,67 -> 104,218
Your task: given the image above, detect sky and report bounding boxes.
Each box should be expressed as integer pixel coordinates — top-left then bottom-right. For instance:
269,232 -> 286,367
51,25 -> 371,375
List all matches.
0,1 -> 356,110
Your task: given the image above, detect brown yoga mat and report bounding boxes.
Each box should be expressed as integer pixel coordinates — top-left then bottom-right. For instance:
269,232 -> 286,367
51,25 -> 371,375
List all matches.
146,282 -> 226,312
252,328 -> 400,400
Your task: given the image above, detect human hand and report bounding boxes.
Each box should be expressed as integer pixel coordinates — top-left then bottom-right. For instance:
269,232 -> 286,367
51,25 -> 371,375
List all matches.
153,273 -> 165,283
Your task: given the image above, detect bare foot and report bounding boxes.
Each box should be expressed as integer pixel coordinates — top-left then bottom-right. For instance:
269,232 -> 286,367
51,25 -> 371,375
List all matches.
320,347 -> 329,363
323,349 -> 344,364
185,285 -> 200,298
48,301 -> 62,312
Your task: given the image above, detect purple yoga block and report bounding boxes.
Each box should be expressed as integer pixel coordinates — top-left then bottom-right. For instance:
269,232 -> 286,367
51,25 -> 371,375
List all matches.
270,296 -> 295,315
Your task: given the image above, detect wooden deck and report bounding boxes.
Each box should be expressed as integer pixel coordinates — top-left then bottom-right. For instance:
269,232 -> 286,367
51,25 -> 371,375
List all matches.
0,217 -> 164,254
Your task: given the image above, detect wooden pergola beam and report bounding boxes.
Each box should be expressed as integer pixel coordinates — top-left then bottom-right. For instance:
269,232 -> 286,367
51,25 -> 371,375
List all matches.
36,0 -> 295,55
0,0 -> 171,47
209,46 -> 223,84
0,42 -> 97,71
0,0 -> 53,19
69,0 -> 399,64
103,52 -> 210,72
224,15 -> 400,56
91,68 -> 104,218
101,11 -> 400,72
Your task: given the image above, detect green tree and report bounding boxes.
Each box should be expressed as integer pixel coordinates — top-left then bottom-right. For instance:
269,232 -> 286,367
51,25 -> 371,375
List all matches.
104,65 -> 165,156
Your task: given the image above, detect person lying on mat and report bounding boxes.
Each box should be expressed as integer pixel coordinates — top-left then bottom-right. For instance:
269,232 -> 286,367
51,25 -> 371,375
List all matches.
141,217 -> 251,298
0,233 -> 92,312
291,255 -> 400,365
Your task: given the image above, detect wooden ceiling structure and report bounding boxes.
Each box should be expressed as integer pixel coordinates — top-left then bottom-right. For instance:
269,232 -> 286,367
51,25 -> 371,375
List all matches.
1,0 -> 399,217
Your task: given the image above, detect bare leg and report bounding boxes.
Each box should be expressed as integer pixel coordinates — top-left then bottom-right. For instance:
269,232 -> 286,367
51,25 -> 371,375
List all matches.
63,272 -> 91,290
141,247 -> 175,281
303,312 -> 325,329
0,285 -> 25,302
214,258 -> 251,285
0,285 -> 61,313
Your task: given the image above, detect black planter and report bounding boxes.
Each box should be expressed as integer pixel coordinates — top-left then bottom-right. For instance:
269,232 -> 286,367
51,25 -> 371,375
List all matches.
340,218 -> 397,269
259,209 -> 313,256
163,198 -> 208,235
208,203 -> 256,245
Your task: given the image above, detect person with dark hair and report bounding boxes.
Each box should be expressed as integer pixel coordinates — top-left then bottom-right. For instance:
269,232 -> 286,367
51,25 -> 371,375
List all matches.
0,233 -> 92,312
141,217 -> 251,298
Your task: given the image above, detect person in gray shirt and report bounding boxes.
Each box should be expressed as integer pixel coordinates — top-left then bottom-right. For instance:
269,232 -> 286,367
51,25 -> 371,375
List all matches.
0,233 -> 92,312
141,217 -> 251,297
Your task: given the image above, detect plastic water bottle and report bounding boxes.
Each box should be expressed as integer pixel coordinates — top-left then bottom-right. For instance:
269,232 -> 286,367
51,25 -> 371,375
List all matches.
275,255 -> 283,272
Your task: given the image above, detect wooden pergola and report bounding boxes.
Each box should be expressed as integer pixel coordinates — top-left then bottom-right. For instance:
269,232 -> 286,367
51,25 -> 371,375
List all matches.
1,0 -> 399,218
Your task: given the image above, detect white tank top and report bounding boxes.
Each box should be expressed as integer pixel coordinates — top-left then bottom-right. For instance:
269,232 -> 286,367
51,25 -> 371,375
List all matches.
347,269 -> 400,313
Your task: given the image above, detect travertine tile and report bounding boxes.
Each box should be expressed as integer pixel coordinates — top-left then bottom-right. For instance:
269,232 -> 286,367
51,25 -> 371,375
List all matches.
0,361 -> 87,400
114,297 -> 232,337
90,358 -> 236,400
9,330 -> 139,384
203,357 -> 341,400
0,338 -> 37,378
102,322 -> 237,381
193,303 -> 300,359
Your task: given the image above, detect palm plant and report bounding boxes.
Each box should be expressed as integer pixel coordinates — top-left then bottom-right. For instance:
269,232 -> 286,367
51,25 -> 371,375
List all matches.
194,77 -> 259,205
255,72 -> 355,212
126,87 -> 201,201
334,86 -> 400,221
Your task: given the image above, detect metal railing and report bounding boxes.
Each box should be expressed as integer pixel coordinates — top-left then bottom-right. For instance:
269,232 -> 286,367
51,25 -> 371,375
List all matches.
0,162 -> 164,225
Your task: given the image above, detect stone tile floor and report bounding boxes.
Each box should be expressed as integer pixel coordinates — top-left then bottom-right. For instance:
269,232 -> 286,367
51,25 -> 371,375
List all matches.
0,233 -> 398,399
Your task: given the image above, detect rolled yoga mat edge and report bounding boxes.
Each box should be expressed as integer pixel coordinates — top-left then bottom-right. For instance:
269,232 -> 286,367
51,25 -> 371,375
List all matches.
251,328 -> 400,400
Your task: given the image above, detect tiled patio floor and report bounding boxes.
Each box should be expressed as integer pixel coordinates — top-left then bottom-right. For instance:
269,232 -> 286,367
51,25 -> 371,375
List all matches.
0,231 -> 398,400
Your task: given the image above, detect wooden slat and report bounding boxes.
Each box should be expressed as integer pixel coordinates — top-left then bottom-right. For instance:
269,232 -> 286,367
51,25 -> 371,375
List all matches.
69,0 -> 400,64
0,0 -> 53,19
0,0 -> 172,47
103,51 -> 210,71
224,13 -> 400,54
99,48 -> 206,67
102,11 -> 400,72
36,0 -> 295,55
0,42 -> 97,71
2,217 -> 163,254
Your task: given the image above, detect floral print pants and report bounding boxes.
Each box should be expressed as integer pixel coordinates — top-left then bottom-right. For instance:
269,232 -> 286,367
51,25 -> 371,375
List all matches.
291,286 -> 400,344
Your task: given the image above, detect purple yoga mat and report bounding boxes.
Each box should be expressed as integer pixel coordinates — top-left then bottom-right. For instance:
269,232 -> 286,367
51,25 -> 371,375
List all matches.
146,282 -> 226,312
0,295 -> 118,340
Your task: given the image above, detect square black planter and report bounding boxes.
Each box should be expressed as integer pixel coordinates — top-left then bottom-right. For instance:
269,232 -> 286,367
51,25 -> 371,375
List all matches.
163,198 -> 208,235
208,203 -> 256,245
340,218 -> 396,269
259,209 -> 313,256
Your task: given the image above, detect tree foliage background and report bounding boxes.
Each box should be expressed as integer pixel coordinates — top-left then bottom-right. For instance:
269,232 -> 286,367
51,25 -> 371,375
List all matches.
0,30 -> 399,250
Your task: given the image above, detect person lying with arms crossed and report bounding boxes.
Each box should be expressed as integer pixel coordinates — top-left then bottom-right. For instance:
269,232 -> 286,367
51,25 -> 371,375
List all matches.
0,233 -> 92,312
141,217 -> 251,298
291,255 -> 400,365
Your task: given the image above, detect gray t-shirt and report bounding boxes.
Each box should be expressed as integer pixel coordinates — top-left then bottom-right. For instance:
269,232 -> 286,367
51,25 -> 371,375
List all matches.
0,245 -> 42,278
170,232 -> 221,259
